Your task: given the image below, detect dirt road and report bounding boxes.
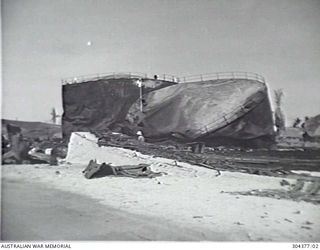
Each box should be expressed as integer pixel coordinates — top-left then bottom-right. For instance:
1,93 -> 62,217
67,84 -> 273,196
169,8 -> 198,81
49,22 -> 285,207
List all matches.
1,179 -> 223,241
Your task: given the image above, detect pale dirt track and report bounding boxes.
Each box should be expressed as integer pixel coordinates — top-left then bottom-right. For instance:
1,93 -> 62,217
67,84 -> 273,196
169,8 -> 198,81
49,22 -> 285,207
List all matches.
1,178 -> 220,241
1,160 -> 320,241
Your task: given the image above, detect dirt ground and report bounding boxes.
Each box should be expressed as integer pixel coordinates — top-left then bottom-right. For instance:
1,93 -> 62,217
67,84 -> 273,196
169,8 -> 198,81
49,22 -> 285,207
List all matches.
1,157 -> 320,241
2,179 -> 217,241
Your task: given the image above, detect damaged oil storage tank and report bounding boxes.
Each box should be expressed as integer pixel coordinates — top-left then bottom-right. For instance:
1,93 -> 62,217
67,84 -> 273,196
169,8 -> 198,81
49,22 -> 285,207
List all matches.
126,72 -> 275,147
61,73 -> 178,138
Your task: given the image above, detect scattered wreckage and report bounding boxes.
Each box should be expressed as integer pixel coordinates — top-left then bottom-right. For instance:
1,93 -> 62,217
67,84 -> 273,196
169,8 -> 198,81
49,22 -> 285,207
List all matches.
2,123 -> 66,165
82,159 -> 163,179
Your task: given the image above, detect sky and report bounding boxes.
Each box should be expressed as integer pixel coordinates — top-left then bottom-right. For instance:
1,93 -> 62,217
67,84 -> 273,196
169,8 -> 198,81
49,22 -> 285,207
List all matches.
2,0 -> 320,124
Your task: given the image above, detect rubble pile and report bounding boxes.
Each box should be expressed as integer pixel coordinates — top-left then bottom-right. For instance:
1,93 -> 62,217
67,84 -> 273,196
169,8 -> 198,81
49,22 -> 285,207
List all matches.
2,123 -> 67,165
96,132 -> 320,178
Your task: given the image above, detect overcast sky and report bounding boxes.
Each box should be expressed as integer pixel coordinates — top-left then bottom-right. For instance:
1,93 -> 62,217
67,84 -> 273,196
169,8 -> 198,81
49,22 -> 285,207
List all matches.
2,0 -> 320,124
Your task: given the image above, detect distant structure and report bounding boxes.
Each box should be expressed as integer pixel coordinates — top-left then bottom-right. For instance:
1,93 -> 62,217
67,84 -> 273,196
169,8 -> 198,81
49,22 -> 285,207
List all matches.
50,108 -> 60,125
293,117 -> 301,128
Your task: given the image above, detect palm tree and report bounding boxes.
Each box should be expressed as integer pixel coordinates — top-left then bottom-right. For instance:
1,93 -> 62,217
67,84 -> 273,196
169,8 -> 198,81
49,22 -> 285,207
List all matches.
50,108 -> 61,124
274,89 -> 285,133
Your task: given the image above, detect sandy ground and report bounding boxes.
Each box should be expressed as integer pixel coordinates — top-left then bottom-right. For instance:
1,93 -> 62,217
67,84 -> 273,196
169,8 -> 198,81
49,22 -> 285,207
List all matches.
1,146 -> 320,241
2,179 -> 216,241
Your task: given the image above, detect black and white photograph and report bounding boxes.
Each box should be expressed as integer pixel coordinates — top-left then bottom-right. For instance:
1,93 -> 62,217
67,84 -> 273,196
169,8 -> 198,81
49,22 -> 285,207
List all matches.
1,0 -> 320,244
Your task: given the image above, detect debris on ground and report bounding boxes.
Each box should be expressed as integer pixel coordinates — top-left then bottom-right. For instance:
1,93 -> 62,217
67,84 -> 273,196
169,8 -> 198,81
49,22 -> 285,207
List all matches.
2,123 -> 67,165
234,222 -> 244,225
304,221 -> 313,225
284,218 -> 293,223
95,131 -> 320,179
193,216 -> 203,219
82,159 -> 164,179
226,179 -> 320,204
280,179 -> 291,186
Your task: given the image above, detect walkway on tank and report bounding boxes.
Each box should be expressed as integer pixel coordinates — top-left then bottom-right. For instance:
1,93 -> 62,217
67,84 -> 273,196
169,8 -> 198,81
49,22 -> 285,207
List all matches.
61,71 -> 266,85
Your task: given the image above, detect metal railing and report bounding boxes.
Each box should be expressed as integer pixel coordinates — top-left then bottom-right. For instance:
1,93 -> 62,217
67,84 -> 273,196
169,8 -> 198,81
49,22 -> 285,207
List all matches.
61,71 -> 265,85
61,72 -> 180,84
62,72 -> 146,84
181,72 -> 265,83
